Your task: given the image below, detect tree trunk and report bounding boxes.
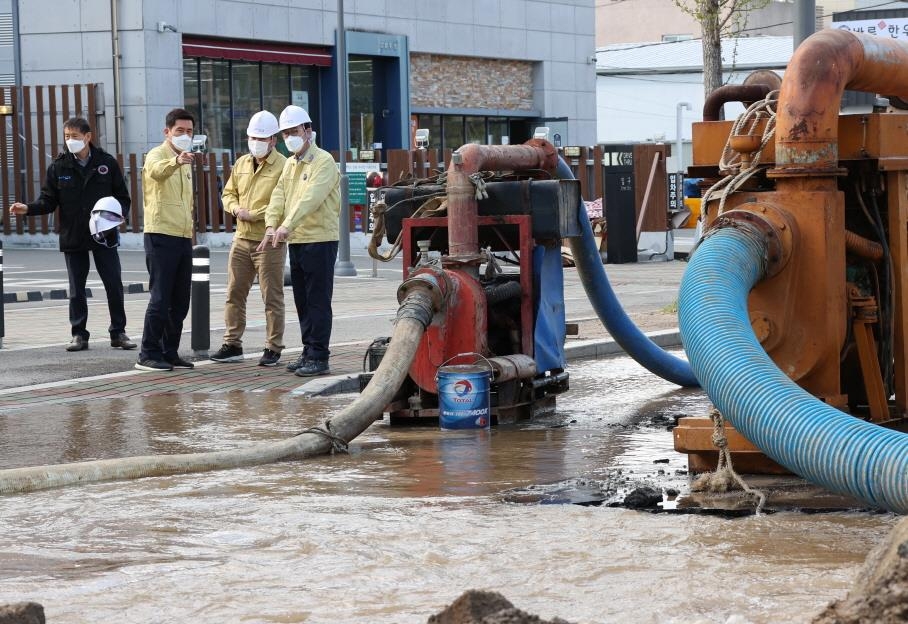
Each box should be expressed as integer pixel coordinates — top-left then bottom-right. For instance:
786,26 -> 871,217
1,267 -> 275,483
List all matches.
702,0 -> 723,99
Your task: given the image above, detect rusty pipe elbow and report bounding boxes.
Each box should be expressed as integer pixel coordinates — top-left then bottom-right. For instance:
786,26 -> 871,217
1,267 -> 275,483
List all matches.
703,84 -> 772,121
773,30 -> 908,176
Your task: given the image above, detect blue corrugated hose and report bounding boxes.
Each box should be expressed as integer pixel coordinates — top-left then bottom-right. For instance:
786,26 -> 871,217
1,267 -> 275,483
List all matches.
556,157 -> 699,387
679,225 -> 908,513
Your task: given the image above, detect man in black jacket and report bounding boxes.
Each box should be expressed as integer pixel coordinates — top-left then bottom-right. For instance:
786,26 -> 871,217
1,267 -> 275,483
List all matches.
8,116 -> 136,352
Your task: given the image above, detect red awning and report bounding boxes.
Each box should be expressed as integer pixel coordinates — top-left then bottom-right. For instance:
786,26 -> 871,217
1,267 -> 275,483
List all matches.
182,37 -> 332,67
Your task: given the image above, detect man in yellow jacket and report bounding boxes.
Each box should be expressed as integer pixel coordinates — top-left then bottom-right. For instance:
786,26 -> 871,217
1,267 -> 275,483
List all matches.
135,108 -> 197,372
260,105 -> 340,377
211,111 -> 287,367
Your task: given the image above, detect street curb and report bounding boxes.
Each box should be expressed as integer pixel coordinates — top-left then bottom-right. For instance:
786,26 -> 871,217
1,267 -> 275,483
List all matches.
2,282 -> 150,304
298,329 -> 684,397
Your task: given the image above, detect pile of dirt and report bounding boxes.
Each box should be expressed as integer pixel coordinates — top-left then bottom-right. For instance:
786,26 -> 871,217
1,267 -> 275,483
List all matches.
428,590 -> 574,624
0,603 -> 44,624
812,516 -> 908,623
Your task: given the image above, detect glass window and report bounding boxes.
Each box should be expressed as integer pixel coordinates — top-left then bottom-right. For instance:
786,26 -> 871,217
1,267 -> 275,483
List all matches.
262,64 -> 289,121
290,66 -> 319,124
349,56 -> 374,150
443,116 -> 464,151
231,62 -> 262,155
183,57 -> 321,158
465,116 -> 485,145
488,119 -> 508,145
199,59 -> 231,157
417,114 -> 442,150
183,58 -> 200,132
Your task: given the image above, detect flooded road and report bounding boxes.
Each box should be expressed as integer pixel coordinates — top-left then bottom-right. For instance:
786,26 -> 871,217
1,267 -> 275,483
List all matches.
0,355 -> 896,623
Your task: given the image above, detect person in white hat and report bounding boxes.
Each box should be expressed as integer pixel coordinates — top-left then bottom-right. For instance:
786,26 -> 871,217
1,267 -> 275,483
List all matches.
210,111 -> 288,367
259,105 -> 340,377
8,116 -> 136,352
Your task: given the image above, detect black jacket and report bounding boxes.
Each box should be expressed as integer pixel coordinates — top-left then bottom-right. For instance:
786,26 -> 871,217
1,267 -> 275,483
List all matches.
26,145 -> 131,252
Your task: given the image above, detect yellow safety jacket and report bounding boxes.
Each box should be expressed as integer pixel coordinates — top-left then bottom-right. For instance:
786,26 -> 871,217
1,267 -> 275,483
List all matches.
141,141 -> 194,238
221,149 -> 286,242
265,144 -> 340,243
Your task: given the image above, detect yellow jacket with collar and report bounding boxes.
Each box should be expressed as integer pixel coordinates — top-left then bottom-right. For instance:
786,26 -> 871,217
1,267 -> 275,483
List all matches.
142,141 -> 194,238
221,149 -> 286,241
265,144 -> 340,243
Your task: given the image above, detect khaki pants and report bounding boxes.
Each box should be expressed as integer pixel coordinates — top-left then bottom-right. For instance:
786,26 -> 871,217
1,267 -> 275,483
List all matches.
223,237 -> 286,352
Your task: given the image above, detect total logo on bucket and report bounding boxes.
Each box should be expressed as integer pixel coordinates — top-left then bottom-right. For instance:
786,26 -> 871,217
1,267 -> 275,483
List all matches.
452,378 -> 473,401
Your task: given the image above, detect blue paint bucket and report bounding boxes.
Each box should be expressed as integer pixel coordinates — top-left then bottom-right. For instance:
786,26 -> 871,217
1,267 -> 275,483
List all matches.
437,364 -> 492,430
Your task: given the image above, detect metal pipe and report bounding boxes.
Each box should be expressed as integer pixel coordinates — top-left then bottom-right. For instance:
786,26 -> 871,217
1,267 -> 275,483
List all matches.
487,354 -> 536,383
675,102 -> 690,172
845,229 -> 884,262
11,0 -> 20,89
335,0 -> 356,277
447,142 -> 556,262
702,85 -> 770,122
774,30 -> 908,175
110,0 -> 123,154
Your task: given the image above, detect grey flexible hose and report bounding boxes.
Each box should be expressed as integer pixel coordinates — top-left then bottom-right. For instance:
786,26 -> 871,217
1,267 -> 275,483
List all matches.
0,292 -> 435,495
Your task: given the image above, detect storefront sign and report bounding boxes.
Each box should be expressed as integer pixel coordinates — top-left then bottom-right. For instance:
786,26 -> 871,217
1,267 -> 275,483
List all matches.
834,18 -> 908,41
343,162 -> 374,205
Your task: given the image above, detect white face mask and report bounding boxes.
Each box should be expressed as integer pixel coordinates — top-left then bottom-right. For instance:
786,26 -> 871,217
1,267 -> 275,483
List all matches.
284,134 -> 305,154
309,131 -> 316,145
171,134 -> 193,152
66,139 -> 85,154
248,139 -> 270,159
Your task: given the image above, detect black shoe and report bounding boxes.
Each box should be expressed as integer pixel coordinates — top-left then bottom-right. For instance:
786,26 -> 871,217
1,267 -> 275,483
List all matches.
165,355 -> 195,369
295,359 -> 329,377
285,352 -> 307,372
135,358 -> 173,372
66,335 -> 88,352
258,348 -> 281,367
110,333 -> 137,350
210,343 -> 244,363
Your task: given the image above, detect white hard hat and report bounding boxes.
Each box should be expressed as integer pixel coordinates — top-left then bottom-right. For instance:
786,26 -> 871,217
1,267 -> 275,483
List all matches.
246,111 -> 279,138
89,196 -> 124,241
279,105 -> 312,131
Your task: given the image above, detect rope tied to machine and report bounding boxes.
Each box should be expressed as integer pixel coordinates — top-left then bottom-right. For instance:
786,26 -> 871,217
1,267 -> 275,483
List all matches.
296,423 -> 349,455
691,407 -> 767,515
701,90 -> 779,217
368,194 -> 448,261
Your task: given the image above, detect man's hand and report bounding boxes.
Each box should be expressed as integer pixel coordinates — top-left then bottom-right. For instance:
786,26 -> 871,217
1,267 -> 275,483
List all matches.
235,208 -> 253,222
272,226 -> 290,247
8,202 -> 27,216
256,228 -> 275,253
176,151 -> 195,165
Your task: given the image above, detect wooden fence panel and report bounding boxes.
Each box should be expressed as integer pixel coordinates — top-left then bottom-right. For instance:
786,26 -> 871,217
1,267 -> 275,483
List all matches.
206,152 -> 221,232
0,89 -> 12,235
220,152 -> 233,233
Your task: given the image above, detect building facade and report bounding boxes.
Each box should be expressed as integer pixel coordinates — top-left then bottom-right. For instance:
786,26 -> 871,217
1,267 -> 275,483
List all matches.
4,0 -> 596,157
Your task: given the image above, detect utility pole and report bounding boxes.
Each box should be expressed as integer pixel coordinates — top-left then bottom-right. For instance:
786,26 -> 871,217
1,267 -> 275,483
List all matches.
335,0 -> 356,276
794,0 -> 816,49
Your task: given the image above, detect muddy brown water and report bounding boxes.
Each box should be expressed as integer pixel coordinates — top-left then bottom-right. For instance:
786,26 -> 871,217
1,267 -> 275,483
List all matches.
0,355 -> 897,623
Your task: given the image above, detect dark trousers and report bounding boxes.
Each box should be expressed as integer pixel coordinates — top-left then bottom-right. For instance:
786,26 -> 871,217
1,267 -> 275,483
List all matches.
64,247 -> 126,340
140,233 -> 192,361
288,240 -> 338,362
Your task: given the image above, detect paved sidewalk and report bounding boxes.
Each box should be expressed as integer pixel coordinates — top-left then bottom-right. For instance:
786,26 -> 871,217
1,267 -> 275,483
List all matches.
0,245 -> 688,409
